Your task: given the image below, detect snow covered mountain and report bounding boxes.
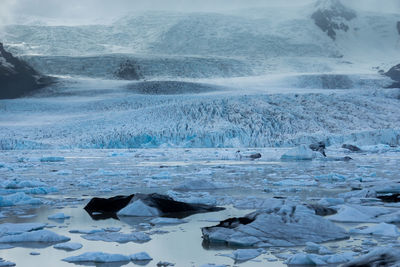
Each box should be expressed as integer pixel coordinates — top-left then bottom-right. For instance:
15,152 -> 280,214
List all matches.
2,0 -> 399,78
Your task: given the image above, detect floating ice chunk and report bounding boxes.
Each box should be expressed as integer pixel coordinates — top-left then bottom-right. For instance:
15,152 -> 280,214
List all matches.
40,157 -> 64,162
233,197 -> 283,210
286,253 -> 327,265
287,252 -> 354,265
152,171 -> 171,180
305,242 -> 333,255
317,198 -> 345,206
117,199 -> 160,217
224,248 -> 265,262
166,191 -> 217,206
174,179 -> 227,191
343,247 -> 400,267
0,213 -> 5,219
0,223 -> 46,236
48,213 -> 70,220
199,265 -> 227,267
0,230 -> 70,243
350,223 -> 400,237
90,169 -> 119,177
157,261 -> 175,266
4,180 -> 47,189
0,259 -> 15,266
281,145 -> 319,161
56,170 -> 72,175
202,205 -> 349,247
273,179 -> 317,187
315,173 -> 347,182
328,205 -> 392,222
339,189 -> 377,199
63,252 -> 130,263
82,231 -> 150,243
130,252 -> 152,261
150,217 -> 187,225
69,229 -> 105,234
0,192 -> 42,207
23,187 -> 58,195
54,242 -> 83,251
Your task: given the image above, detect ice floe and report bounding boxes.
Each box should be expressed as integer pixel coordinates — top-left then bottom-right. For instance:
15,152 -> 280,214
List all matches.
130,252 -> 152,261
327,205 -> 393,222
63,252 -> 130,263
0,259 -> 15,267
40,157 -> 65,162
0,229 -> 70,243
48,213 -> 70,220
202,204 -> 349,247
173,179 -> 227,191
286,252 -> 355,265
81,231 -> 150,243
0,192 -> 42,207
53,242 -> 83,251
343,247 -> 400,267
150,217 -> 187,225
350,223 -> 400,237
0,223 -> 46,235
222,248 -> 265,263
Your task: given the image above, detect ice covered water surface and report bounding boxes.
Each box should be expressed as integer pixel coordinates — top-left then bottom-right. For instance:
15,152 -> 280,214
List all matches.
0,148 -> 398,266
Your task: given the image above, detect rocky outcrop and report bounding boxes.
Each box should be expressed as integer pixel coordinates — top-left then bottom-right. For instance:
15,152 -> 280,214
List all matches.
311,0 -> 356,40
384,64 -> 400,88
0,43 -> 52,99
114,59 -> 142,80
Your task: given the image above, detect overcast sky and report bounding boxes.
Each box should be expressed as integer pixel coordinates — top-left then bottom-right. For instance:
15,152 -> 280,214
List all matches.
1,0 -> 399,26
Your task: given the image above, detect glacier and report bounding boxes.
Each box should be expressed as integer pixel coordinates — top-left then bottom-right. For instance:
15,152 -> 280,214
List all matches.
0,1 -> 400,266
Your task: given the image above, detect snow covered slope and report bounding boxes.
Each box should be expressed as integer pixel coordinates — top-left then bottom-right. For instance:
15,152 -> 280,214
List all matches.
2,0 -> 399,77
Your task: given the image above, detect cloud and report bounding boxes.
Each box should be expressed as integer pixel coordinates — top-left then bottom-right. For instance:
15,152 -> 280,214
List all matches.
3,0 -> 400,26
0,0 -> 16,27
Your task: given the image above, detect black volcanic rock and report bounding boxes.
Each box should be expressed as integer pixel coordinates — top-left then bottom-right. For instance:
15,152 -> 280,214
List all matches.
397,21 -> 400,35
84,193 -> 224,219
385,64 -> 400,88
0,42 -> 52,99
114,59 -> 142,80
311,0 -> 356,40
